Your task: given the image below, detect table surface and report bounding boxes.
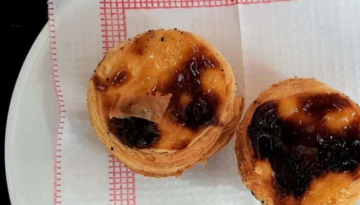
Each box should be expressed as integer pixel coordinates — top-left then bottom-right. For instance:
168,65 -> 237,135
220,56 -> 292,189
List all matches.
3,1 -> 48,204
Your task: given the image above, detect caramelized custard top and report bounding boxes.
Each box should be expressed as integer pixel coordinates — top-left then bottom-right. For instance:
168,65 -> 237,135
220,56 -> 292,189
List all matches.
93,29 -> 228,150
248,93 -> 360,198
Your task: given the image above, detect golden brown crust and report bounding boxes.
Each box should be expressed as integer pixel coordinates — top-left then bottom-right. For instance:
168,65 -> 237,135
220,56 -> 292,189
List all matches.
88,29 -> 243,177
235,78 -> 360,205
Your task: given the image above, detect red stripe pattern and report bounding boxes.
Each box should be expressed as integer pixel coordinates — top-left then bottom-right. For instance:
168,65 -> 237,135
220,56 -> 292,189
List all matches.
100,0 -> 292,11
108,157 -> 136,205
48,1 -> 65,205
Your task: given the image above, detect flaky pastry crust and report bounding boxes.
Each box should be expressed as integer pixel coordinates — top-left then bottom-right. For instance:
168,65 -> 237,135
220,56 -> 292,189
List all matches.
88,29 -> 243,177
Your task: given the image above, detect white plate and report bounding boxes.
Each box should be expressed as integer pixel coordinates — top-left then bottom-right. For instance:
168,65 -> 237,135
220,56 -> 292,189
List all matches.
6,23 -> 56,205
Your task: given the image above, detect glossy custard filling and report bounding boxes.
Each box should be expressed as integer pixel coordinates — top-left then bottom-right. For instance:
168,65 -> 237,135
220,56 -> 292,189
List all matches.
93,30 -> 228,150
248,93 -> 360,198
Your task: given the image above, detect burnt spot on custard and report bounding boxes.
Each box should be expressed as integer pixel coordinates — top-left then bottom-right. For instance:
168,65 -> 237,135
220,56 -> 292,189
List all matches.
109,117 -> 160,149
111,69 -> 129,86
247,93 -> 360,198
92,69 -> 129,90
92,75 -> 107,91
154,46 -> 222,130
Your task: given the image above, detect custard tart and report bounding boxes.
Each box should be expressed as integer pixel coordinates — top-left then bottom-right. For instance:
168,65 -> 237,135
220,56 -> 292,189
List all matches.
88,29 -> 243,177
236,78 -> 360,205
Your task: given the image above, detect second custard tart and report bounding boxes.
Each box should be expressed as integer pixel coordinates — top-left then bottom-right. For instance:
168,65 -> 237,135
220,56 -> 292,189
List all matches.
88,29 -> 243,177
236,78 -> 360,205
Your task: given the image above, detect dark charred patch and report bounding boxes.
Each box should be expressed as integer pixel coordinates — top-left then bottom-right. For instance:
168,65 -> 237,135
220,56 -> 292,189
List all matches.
299,94 -> 350,119
247,94 -> 360,198
92,68 -> 129,91
152,46 -> 222,130
92,75 -> 107,91
109,117 -> 160,149
111,70 -> 129,86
